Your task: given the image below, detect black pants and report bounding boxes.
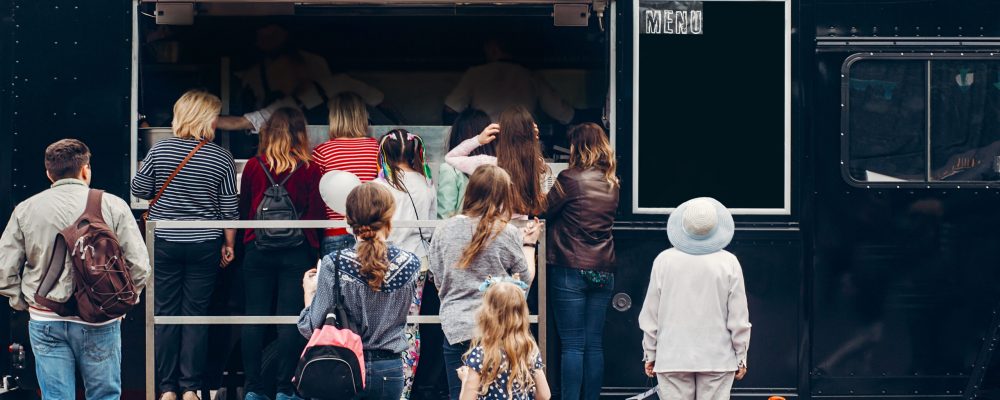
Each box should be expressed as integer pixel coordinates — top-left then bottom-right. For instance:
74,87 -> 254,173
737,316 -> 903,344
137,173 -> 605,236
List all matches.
154,238 -> 222,393
241,242 -> 315,395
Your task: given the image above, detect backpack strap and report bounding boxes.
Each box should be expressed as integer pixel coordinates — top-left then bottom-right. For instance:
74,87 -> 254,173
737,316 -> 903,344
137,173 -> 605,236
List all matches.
257,156 -> 301,187
144,140 -> 208,220
35,235 -> 68,299
333,249 -> 344,308
280,162 -> 301,186
83,189 -> 106,224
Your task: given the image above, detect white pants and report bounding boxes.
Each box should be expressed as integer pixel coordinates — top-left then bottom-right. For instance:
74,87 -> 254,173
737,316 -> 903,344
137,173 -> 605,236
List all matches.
656,372 -> 735,400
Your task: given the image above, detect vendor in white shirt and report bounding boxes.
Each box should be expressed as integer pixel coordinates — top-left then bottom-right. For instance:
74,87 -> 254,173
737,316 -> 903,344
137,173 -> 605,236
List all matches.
218,24 -> 388,133
444,38 -> 575,124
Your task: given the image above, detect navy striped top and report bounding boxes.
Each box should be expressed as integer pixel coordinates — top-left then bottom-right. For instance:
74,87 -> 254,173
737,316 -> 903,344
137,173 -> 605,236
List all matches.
131,137 -> 239,243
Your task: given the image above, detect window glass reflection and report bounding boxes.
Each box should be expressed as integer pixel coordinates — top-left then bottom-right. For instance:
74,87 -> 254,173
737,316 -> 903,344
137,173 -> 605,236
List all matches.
847,60 -> 927,182
929,60 -> 1000,181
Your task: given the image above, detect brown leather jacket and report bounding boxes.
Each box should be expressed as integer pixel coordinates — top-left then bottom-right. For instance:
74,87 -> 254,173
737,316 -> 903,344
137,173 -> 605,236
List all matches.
545,167 -> 619,271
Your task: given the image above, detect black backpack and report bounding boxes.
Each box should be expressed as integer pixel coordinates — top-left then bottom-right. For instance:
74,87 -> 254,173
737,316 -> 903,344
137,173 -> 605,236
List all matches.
254,156 -> 306,250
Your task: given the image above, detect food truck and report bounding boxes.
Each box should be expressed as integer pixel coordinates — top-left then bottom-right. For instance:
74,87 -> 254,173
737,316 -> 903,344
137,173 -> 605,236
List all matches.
3,0 -> 1000,399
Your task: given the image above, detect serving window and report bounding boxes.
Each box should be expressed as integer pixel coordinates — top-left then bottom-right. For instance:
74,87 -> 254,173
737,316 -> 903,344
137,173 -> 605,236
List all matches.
131,2 -> 613,207
843,54 -> 1000,185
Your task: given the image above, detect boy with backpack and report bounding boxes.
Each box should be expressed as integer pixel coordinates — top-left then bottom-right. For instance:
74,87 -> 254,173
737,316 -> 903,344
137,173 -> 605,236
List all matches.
0,139 -> 151,400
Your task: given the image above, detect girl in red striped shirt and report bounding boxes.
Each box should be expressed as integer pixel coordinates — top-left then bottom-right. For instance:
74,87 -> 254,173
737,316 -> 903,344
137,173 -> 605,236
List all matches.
311,92 -> 380,256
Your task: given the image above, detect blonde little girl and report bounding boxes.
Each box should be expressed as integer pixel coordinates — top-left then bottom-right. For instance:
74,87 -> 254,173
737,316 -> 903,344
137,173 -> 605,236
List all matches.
457,280 -> 551,400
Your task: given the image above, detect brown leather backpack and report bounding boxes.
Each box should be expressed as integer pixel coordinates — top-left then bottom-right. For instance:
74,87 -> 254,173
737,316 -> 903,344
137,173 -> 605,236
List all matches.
34,189 -> 139,323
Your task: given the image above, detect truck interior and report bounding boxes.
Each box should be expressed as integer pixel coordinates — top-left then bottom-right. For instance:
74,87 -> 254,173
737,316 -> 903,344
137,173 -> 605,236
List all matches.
135,1 -> 613,205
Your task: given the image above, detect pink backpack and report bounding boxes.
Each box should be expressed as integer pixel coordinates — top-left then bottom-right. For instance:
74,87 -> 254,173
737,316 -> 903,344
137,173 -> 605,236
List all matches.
293,252 -> 366,399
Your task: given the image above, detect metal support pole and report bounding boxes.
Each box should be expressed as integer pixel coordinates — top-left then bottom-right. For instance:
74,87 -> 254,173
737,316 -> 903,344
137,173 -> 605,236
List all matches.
144,221 -> 157,400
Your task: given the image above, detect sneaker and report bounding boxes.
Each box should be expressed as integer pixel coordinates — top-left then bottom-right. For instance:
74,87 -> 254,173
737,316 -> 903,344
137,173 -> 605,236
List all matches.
245,392 -> 272,400
275,393 -> 303,400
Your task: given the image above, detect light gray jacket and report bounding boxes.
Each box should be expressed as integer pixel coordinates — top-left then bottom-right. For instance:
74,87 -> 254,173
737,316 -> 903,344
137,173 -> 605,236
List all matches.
639,248 -> 751,372
0,179 -> 150,311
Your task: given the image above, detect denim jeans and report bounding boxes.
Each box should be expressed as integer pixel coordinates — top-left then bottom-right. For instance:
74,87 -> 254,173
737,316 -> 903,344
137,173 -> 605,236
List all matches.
441,340 -> 471,400
549,266 -> 615,400
321,234 -> 357,258
356,358 -> 405,400
28,319 -> 122,400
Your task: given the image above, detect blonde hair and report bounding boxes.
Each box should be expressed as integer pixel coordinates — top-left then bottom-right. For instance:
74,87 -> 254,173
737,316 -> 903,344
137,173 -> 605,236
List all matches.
328,92 -> 369,139
466,282 -> 539,397
259,107 -> 311,174
568,123 -> 619,186
459,165 -> 514,268
172,90 -> 221,141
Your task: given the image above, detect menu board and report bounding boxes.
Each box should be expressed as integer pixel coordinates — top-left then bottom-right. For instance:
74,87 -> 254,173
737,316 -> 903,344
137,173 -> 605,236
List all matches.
633,1 -> 790,214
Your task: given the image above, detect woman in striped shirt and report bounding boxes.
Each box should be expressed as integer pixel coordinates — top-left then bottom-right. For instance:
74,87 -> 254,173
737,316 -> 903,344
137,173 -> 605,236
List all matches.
312,92 -> 380,256
131,90 -> 238,400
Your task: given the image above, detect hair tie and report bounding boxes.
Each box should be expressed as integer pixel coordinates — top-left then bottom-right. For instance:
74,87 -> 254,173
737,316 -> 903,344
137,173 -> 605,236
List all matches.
354,225 -> 377,241
478,275 -> 530,293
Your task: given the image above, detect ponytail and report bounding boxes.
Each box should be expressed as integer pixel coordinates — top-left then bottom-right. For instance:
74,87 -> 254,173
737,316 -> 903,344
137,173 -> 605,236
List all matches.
345,183 -> 396,290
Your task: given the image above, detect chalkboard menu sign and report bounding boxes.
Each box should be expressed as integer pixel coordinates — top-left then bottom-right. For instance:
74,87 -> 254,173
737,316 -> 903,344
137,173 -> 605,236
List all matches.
632,1 -> 790,215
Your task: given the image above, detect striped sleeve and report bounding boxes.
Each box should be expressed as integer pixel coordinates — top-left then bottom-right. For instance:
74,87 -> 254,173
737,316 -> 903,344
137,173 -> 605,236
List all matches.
219,153 -> 239,221
131,150 -> 157,200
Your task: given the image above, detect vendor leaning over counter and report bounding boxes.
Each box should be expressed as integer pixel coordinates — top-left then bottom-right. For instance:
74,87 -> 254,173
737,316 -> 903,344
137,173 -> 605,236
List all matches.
445,38 -> 575,125
217,24 -> 393,133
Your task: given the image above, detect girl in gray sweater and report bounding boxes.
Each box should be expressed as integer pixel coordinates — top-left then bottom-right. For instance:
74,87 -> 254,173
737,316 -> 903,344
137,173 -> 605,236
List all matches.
428,165 -> 541,400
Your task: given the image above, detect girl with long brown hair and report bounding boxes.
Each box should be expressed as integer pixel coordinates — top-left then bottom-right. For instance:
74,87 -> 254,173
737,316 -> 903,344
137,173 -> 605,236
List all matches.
299,183 -> 422,400
444,105 -> 551,217
457,281 -> 552,400
427,165 -> 541,400
545,123 -> 620,400
238,107 -> 325,400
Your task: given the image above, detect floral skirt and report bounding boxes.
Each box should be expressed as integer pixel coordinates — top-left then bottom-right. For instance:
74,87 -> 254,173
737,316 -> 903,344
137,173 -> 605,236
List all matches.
401,261 -> 428,400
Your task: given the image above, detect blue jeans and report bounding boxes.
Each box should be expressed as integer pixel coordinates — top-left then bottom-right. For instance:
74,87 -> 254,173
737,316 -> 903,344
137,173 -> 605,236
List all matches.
441,340 -> 471,400
356,358 -> 405,400
322,234 -> 357,257
549,266 -> 615,400
28,319 -> 122,400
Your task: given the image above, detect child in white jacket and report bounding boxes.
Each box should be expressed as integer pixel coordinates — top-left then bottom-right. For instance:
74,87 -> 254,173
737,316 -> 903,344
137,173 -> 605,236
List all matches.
638,197 -> 752,400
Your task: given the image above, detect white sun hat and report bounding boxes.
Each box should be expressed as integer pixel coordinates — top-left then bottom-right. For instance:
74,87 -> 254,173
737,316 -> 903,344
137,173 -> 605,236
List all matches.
666,197 -> 735,255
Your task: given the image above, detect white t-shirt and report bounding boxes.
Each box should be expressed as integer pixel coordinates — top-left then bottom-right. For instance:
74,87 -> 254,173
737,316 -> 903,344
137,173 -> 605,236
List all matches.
445,61 -> 574,124
375,171 -> 437,258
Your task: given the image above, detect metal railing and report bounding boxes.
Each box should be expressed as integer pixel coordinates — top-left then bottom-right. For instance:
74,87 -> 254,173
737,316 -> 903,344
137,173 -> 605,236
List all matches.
144,219 -> 546,400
